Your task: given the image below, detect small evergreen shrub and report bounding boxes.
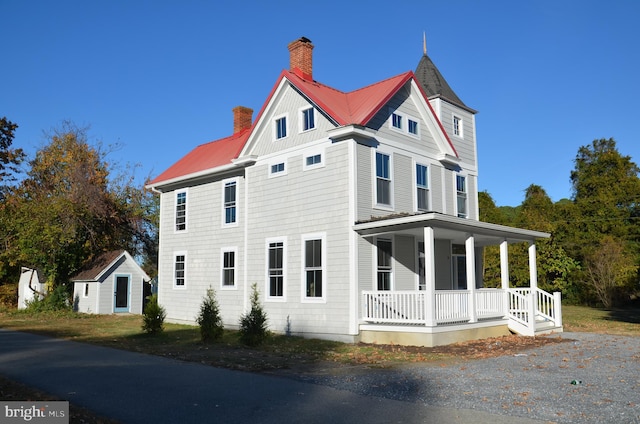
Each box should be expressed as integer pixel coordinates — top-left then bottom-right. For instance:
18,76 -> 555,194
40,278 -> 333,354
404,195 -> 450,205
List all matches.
239,283 -> 268,346
196,287 -> 224,342
142,294 -> 166,334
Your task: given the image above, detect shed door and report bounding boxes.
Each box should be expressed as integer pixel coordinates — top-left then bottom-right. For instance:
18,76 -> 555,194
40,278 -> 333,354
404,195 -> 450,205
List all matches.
114,275 -> 130,313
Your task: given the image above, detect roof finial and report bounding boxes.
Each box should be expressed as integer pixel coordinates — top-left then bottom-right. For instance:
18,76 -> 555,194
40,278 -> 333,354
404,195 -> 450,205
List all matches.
423,31 -> 427,55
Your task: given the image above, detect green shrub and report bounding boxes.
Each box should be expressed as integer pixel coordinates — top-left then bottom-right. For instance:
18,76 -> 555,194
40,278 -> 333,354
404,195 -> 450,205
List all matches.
239,283 -> 268,346
196,287 -> 224,342
26,284 -> 71,312
142,294 -> 166,334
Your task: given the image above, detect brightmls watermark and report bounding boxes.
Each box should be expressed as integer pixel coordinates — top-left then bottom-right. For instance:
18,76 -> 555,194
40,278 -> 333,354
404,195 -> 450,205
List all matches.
2,401 -> 68,423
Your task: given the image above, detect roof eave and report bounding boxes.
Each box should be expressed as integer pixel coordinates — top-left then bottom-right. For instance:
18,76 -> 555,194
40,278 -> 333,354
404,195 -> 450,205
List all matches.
146,158 -> 256,192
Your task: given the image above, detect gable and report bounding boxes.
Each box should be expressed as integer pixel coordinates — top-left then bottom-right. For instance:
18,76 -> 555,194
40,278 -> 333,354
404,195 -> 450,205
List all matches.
71,250 -> 150,283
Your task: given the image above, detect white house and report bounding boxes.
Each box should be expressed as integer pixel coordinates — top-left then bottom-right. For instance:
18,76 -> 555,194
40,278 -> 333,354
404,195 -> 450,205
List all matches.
147,37 -> 562,346
71,250 -> 151,315
17,267 -> 46,309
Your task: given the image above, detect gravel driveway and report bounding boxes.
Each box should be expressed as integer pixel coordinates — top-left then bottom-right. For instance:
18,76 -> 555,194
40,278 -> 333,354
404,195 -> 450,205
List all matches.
288,332 -> 640,423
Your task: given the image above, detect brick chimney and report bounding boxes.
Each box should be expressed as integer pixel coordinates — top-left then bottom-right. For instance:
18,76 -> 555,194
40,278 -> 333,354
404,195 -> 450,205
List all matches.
288,37 -> 314,80
232,106 -> 253,133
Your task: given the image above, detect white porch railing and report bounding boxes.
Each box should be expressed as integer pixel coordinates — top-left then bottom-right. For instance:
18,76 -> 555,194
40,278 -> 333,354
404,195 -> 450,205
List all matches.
507,288 -> 563,336
362,289 -> 504,326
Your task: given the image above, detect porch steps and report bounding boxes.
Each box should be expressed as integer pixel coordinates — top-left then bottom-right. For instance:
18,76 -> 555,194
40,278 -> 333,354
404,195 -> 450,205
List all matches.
508,317 -> 563,337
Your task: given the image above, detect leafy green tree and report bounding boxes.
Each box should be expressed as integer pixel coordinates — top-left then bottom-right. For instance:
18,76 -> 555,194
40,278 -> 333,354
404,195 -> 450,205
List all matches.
239,283 -> 268,346
0,117 -> 25,191
196,287 -> 224,342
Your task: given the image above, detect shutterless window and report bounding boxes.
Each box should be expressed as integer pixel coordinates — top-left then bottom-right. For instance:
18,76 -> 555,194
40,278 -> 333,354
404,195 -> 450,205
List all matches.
271,163 -> 285,174
408,119 -> 418,135
175,255 -> 185,287
305,239 -> 322,298
376,152 -> 391,205
377,239 -> 392,291
83,283 -> 89,297
306,154 -> 321,166
175,191 -> 186,231
453,116 -> 462,137
302,108 -> 315,131
276,116 -> 287,139
416,164 -> 429,211
392,113 -> 402,129
268,242 -> 284,297
224,181 -> 236,224
222,250 -> 235,287
456,175 -> 467,218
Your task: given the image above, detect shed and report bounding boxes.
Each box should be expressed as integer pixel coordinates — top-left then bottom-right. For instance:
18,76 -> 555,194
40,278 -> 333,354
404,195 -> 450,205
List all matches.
17,267 -> 46,309
71,250 -> 150,314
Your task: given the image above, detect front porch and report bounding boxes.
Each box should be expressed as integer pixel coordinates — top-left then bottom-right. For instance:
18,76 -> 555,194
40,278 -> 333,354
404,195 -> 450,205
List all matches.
353,213 -> 564,347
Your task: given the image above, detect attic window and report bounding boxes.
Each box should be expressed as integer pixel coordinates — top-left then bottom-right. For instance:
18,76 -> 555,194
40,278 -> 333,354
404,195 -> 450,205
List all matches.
301,107 -> 315,132
392,113 -> 402,130
275,115 -> 288,140
408,119 -> 419,135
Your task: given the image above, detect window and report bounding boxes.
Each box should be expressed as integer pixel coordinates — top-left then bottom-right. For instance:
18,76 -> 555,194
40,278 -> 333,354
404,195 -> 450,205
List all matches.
224,180 -> 237,224
416,164 -> 429,211
175,191 -> 186,231
453,115 -> 462,137
408,119 -> 419,135
268,241 -> 284,297
392,113 -> 402,130
376,152 -> 391,206
304,238 -> 323,298
377,239 -> 393,290
270,162 -> 285,174
306,154 -> 321,166
302,107 -> 315,131
174,254 -> 186,287
221,249 -> 235,287
456,175 -> 467,218
83,283 -> 89,298
275,116 -> 287,139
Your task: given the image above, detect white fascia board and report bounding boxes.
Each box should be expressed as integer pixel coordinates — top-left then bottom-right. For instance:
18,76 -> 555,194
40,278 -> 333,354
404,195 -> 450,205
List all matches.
327,125 -> 376,142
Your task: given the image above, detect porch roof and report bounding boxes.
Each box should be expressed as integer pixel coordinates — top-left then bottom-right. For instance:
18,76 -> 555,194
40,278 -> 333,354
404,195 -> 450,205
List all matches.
353,213 -> 550,246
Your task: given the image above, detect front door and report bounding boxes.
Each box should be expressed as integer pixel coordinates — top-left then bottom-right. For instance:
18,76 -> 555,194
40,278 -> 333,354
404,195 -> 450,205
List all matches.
114,275 -> 130,313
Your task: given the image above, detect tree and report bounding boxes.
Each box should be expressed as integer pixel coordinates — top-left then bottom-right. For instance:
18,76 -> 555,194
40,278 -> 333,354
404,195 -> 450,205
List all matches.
0,117 -> 25,191
196,287 -> 224,342
0,122 -> 155,287
239,283 -> 268,346
142,294 -> 166,334
583,236 -> 638,308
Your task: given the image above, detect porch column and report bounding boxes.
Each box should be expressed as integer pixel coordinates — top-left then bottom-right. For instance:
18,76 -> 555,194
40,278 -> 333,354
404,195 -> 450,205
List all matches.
423,226 -> 436,327
465,234 -> 477,323
500,240 -> 510,318
528,242 -> 538,291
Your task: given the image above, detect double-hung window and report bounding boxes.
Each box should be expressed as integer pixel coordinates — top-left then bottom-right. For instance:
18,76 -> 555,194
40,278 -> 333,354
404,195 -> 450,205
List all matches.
275,116 -> 287,139
392,113 -> 402,130
376,152 -> 391,206
304,238 -> 323,298
221,249 -> 235,288
408,119 -> 419,135
268,241 -> 284,297
456,175 -> 468,218
377,239 -> 393,291
175,191 -> 187,231
224,180 -> 237,225
302,107 -> 315,131
174,253 -> 186,287
416,164 -> 429,211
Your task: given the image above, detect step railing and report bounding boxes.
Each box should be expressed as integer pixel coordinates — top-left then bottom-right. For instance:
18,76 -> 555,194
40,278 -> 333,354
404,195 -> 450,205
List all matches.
507,288 -> 562,335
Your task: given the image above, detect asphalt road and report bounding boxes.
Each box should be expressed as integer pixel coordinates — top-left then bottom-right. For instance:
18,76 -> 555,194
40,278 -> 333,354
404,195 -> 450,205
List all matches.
0,329 -> 545,424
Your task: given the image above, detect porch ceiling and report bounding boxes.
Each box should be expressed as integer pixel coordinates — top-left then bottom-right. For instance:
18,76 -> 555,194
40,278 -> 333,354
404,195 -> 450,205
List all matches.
353,213 -> 550,246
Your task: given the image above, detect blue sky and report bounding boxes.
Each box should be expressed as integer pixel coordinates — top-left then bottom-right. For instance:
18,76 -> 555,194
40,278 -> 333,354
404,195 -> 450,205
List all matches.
3,0 -> 639,206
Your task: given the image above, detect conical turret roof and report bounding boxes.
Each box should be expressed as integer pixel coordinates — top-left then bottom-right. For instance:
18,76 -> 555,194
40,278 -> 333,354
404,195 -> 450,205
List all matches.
415,52 -> 474,113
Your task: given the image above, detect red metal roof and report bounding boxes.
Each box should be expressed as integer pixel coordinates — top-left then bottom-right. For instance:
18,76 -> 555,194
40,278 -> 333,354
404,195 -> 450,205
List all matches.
148,128 -> 249,186
149,70 -> 451,187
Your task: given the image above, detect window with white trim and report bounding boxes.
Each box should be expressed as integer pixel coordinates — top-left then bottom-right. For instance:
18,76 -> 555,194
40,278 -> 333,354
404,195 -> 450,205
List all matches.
223,180 -> 237,225
408,118 -> 419,135
270,162 -> 285,175
303,236 -> 324,299
376,152 -> 391,206
175,190 -> 187,231
392,113 -> 402,130
303,149 -> 324,171
174,253 -> 186,287
453,115 -> 462,137
416,163 -> 429,211
268,240 -> 284,298
301,107 -> 315,132
456,175 -> 468,218
275,115 -> 287,140
221,248 -> 236,288
377,239 -> 393,291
